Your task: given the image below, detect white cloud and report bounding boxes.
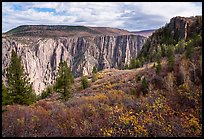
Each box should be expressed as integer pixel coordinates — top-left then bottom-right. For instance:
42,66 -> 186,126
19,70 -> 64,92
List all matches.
138,2 -> 202,20
2,2 -> 202,33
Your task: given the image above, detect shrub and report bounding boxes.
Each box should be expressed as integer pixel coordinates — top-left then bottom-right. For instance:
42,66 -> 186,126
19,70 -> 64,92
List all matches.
166,45 -> 174,58
167,56 -> 175,72
40,85 -> 54,99
141,77 -> 148,96
160,44 -> 167,57
135,59 -> 141,68
155,60 -> 162,75
129,59 -> 141,69
95,72 -> 103,80
175,39 -> 185,54
139,57 -> 145,67
151,75 -> 165,89
81,76 -> 89,89
92,66 -> 98,74
185,40 -> 194,59
153,63 -> 156,68
130,88 -> 140,98
92,73 -> 97,82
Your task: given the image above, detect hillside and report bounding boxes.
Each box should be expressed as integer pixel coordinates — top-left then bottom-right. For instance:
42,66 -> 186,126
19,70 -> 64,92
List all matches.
4,25 -> 134,37
2,15 -> 202,137
2,46 -> 202,136
139,16 -> 202,58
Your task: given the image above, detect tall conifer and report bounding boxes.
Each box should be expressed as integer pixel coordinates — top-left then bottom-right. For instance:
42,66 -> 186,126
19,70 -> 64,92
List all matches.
6,50 -> 36,105
55,61 -> 74,100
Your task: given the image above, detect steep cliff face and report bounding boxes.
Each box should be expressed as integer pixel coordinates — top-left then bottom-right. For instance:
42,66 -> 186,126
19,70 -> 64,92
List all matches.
2,34 -> 146,94
139,16 -> 202,57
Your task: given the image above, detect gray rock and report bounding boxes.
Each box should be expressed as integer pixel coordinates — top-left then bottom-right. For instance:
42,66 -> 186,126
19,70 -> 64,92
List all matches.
2,35 -> 146,94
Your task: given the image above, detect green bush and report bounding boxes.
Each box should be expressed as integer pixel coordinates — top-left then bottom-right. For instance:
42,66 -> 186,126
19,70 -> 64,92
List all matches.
129,58 -> 141,69
92,66 -> 98,74
130,88 -> 140,98
166,45 -> 175,58
175,39 -> 185,54
40,85 -> 54,99
81,76 -> 89,89
185,40 -> 194,59
123,64 -> 129,70
160,44 -> 167,57
167,56 -> 175,71
141,77 -> 148,96
155,60 -> 162,75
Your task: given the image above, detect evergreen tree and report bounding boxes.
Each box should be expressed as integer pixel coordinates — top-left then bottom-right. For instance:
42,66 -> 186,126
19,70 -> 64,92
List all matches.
166,45 -> 174,58
55,61 -> 74,100
2,83 -> 12,106
6,50 -> 36,105
155,60 -> 162,75
129,58 -> 136,69
185,39 -> 195,59
135,59 -> 141,68
40,85 -> 54,99
141,77 -> 148,96
161,44 -> 166,57
167,56 -> 175,71
139,57 -> 145,67
92,66 -> 98,82
92,66 -> 98,74
124,64 -> 129,70
81,76 -> 89,89
175,39 -> 185,54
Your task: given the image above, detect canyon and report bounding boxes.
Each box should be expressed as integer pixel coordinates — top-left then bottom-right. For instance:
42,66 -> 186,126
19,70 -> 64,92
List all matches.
2,26 -> 146,94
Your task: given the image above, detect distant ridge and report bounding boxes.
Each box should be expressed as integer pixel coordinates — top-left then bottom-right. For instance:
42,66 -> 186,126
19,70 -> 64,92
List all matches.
4,25 -> 134,37
131,29 -> 155,37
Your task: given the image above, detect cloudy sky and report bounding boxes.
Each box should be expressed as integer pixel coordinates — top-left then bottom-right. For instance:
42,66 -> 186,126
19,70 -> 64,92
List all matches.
2,2 -> 202,33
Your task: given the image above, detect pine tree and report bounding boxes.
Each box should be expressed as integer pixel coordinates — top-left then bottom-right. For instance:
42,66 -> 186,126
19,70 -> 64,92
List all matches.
81,76 -> 89,89
161,44 -> 166,57
2,83 -> 12,106
6,50 -> 36,105
141,77 -> 148,96
155,60 -> 162,75
92,66 -> 98,82
135,59 -> 141,68
167,56 -> 175,71
129,59 -> 136,69
55,61 -> 74,100
175,39 -> 185,54
185,40 -> 195,59
166,45 -> 174,58
92,66 -> 98,74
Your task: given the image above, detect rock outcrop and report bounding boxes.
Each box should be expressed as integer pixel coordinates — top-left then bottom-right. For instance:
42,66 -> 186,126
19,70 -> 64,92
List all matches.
2,29 -> 146,94
139,16 -> 202,57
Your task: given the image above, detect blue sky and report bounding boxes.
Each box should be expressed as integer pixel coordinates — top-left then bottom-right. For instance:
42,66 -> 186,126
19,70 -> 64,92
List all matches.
2,2 -> 202,33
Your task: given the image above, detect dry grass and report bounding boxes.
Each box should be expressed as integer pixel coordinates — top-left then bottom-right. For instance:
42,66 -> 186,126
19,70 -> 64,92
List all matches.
2,50 -> 202,137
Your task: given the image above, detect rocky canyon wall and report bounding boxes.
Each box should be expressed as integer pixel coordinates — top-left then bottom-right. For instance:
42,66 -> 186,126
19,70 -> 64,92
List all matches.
2,35 -> 146,94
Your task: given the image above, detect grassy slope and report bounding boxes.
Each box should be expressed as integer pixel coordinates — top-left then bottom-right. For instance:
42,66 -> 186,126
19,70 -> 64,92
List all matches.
2,47 -> 202,137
